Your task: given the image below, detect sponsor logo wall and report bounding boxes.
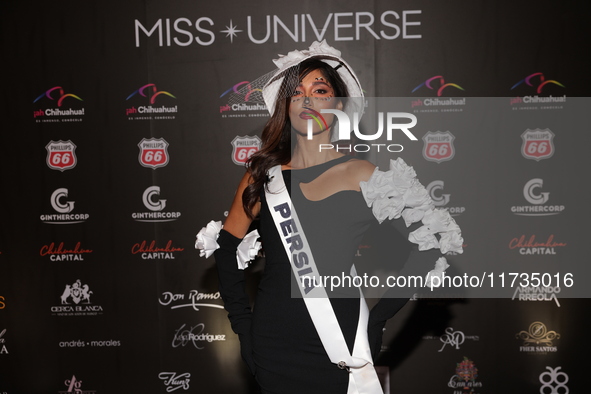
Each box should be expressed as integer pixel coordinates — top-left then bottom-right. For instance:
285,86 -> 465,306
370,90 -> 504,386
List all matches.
2,0 -> 588,393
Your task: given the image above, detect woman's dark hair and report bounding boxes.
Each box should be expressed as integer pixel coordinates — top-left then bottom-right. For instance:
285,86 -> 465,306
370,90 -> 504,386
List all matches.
242,57 -> 350,219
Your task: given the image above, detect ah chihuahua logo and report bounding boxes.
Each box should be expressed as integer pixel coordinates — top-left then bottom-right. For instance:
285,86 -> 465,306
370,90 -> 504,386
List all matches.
33,86 -> 85,122
412,75 -> 464,96
126,83 -> 178,120
511,73 -> 565,94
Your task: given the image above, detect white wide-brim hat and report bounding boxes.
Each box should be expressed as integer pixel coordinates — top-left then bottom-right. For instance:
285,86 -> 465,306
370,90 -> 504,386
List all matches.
262,40 -> 364,141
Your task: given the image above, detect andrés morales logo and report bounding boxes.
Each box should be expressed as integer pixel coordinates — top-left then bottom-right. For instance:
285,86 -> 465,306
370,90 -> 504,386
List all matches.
126,83 -> 177,120
33,86 -> 85,122
58,375 -> 96,394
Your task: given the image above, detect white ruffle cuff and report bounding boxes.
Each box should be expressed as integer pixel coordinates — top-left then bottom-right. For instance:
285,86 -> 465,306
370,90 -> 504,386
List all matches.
360,158 -> 463,255
195,220 -> 261,270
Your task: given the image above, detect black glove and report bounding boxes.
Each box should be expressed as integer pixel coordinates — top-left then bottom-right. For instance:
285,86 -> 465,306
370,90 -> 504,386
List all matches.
214,229 -> 256,375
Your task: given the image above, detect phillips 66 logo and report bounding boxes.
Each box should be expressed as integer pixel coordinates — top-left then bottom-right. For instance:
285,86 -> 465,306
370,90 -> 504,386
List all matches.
231,136 -> 261,165
138,137 -> 169,169
521,128 -> 555,161
46,140 -> 77,171
422,131 -> 455,163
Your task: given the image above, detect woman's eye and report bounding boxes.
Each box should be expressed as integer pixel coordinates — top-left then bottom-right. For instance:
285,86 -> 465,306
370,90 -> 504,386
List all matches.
292,90 -> 303,97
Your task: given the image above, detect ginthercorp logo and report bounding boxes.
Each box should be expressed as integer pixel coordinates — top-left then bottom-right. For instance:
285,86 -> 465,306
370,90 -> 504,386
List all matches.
516,321 -> 560,353
126,83 -> 177,120
135,10 -> 423,47
51,280 -> 103,316
426,180 -> 465,216
138,138 -> 169,169
132,186 -> 181,222
40,241 -> 93,261
33,86 -> 85,123
521,128 -> 555,161
508,234 -> 566,255
58,375 -> 96,394
231,135 -> 261,165
511,178 -> 565,216
0,328 -> 7,354
159,372 -> 190,392
172,323 -> 226,349
510,73 -> 566,108
539,367 -> 568,394
46,140 -> 77,171
41,188 -> 90,225
220,81 -> 268,118
131,240 -> 184,260
422,131 -> 455,163
447,357 -> 482,393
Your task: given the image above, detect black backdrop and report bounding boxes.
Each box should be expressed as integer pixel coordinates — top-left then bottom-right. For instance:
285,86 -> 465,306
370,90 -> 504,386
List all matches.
1,1 -> 590,393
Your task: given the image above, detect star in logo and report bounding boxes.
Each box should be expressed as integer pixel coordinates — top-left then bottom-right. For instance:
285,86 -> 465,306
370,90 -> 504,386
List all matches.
220,20 -> 242,43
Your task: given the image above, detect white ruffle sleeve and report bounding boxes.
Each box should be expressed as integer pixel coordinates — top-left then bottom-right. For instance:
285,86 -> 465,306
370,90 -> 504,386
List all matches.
360,158 -> 463,286
195,220 -> 262,269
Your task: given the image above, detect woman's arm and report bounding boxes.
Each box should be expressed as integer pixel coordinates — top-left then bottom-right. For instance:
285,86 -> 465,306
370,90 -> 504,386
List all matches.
214,170 -> 260,374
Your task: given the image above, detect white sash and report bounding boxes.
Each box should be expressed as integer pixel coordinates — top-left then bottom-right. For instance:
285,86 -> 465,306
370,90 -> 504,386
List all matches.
266,165 -> 383,394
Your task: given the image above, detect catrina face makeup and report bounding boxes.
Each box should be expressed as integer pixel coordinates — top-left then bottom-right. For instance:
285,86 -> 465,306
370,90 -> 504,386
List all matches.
289,69 -> 343,138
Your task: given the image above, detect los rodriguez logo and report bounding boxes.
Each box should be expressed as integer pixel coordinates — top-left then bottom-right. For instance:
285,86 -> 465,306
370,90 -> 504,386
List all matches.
138,138 -> 169,169
46,140 -> 77,171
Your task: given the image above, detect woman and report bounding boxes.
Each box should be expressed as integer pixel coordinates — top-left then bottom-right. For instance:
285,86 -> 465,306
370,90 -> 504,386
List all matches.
196,40 -> 463,394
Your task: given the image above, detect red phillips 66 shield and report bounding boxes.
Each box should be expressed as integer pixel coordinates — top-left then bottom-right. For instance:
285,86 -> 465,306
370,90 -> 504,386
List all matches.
422,131 -> 455,163
231,135 -> 261,165
521,128 -> 555,161
46,140 -> 77,171
138,138 -> 169,169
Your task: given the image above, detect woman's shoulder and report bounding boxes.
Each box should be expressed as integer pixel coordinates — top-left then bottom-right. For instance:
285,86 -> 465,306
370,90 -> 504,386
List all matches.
341,157 -> 376,182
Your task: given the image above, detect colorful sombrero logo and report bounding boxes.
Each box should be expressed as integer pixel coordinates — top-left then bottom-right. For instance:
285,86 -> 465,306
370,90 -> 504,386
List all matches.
127,84 -> 176,104
33,86 -> 83,107
220,81 -> 261,102
511,73 -> 565,93
412,76 -> 464,96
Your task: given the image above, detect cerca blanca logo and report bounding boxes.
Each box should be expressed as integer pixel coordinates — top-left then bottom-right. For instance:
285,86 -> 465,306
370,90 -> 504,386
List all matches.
426,180 -> 465,216
159,372 -> 190,392
132,186 -> 181,222
0,328 -> 8,354
51,280 -> 103,316
511,178 -> 564,216
40,188 -> 89,224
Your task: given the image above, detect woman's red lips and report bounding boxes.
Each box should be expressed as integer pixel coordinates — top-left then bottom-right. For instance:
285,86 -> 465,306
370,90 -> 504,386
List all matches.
299,111 -> 313,119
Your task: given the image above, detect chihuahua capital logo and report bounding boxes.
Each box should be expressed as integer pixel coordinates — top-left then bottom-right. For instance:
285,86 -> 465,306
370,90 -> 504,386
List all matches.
33,86 -> 85,122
